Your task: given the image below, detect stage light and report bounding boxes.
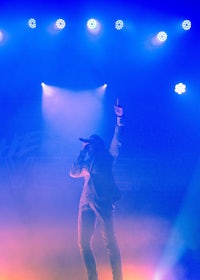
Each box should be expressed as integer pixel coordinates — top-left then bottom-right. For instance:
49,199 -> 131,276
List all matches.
115,20 -> 124,30
175,82 -> 186,94
151,31 -> 168,46
103,83 -> 107,88
0,29 -> 8,45
157,31 -> 168,43
55,18 -> 66,30
0,31 -> 4,42
86,18 -> 101,34
28,18 -> 37,29
181,19 -> 191,30
87,18 -> 98,30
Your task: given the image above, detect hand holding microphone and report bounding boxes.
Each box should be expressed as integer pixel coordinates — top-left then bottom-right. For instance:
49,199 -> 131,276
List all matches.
78,137 -> 90,143
78,138 -> 90,153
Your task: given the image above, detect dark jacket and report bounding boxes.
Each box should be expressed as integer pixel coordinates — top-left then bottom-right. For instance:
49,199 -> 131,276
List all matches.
70,124 -> 123,206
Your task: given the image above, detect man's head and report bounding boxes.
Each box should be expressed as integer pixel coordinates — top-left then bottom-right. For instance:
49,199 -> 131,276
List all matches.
87,134 -> 105,155
79,134 -> 105,154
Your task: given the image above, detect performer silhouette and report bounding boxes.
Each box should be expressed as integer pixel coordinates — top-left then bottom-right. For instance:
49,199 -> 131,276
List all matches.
70,100 -> 124,280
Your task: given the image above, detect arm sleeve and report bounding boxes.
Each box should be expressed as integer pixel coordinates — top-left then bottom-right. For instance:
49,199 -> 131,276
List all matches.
109,116 -> 124,159
69,149 -> 89,178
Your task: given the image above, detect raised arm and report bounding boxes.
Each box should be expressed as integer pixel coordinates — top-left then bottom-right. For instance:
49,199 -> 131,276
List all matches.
109,100 -> 124,159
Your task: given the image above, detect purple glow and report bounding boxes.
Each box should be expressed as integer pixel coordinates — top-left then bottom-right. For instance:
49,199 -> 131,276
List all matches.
42,85 -> 104,139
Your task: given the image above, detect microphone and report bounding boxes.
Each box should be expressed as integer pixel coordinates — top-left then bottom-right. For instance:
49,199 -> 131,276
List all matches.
78,137 -> 91,143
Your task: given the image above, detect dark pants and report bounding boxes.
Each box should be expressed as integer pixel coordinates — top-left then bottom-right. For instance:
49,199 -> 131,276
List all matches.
78,201 -> 123,280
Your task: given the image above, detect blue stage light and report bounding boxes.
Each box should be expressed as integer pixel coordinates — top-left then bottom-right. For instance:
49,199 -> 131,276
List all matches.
175,83 -> 186,94
182,19 -> 191,31
115,20 -> 124,30
0,31 -> 3,42
157,31 -> 168,42
28,18 -> 37,29
86,18 -> 101,34
87,19 -> 98,30
55,18 -> 66,30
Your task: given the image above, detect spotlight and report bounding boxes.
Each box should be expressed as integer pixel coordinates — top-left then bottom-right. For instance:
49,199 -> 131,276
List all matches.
28,18 -> 37,29
115,20 -> 124,30
181,19 -> 191,30
157,31 -> 168,42
87,18 -> 98,30
0,29 -> 8,45
103,83 -> 107,88
175,82 -> 186,94
0,31 -> 4,42
86,18 -> 101,35
55,18 -> 66,30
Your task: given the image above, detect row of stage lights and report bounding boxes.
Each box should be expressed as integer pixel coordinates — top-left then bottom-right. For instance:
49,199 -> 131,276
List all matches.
27,18 -> 126,30
0,18 -> 192,45
30,17 -> 191,44
28,17 -> 192,31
